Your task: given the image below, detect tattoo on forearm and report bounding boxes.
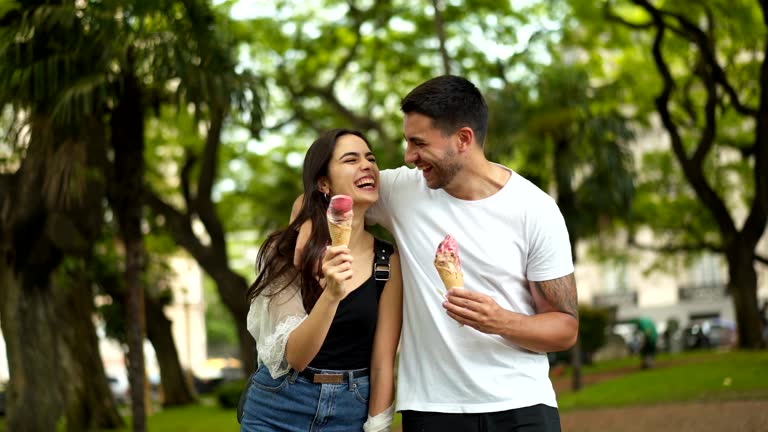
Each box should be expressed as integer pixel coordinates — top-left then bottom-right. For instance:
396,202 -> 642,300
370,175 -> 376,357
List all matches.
533,274 -> 578,319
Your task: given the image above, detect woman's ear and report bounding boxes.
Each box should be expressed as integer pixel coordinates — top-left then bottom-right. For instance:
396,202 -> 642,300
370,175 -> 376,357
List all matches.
317,177 -> 331,195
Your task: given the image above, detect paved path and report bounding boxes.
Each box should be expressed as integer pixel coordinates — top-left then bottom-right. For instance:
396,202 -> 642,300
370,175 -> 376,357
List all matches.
561,399 -> 768,432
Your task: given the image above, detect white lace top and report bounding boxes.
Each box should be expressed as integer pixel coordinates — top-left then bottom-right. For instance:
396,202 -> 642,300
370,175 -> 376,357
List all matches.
246,273 -> 308,379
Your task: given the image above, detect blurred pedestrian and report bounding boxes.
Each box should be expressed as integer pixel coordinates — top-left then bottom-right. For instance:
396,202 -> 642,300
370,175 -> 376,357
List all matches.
632,317 -> 657,369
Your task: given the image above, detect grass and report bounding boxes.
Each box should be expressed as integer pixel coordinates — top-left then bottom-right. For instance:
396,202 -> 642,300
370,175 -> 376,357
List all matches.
0,398 -> 402,432
0,403 -> 236,432
561,350 -> 728,376
114,401 -> 404,431
120,404 -> 237,432
558,350 -> 768,411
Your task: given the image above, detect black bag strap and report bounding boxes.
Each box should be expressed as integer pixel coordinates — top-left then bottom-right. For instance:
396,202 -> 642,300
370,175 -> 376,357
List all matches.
373,238 -> 394,295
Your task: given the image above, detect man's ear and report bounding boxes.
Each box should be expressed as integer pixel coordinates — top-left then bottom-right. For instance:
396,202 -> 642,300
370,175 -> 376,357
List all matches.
456,127 -> 474,153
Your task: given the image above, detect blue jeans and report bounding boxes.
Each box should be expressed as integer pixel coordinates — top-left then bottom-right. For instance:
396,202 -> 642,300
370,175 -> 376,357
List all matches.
240,365 -> 370,432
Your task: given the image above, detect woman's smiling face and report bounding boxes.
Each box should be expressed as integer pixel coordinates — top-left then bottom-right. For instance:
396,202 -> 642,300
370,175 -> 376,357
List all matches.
322,133 -> 379,206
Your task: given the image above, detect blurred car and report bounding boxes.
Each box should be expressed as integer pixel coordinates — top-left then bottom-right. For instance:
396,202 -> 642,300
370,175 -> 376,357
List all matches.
194,357 -> 244,394
683,318 -> 736,350
611,322 -> 640,354
107,375 -> 129,405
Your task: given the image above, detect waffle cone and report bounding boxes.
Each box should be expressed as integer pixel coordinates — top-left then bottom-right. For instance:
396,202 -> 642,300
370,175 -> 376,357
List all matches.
435,265 -> 463,290
328,221 -> 352,246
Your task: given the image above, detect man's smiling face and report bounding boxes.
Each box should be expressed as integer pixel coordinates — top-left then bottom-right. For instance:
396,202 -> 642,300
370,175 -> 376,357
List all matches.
403,112 -> 462,190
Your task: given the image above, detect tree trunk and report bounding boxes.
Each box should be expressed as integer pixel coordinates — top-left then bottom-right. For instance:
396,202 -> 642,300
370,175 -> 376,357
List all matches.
0,269 -> 64,432
431,0 -> 451,75
632,0 -> 768,350
211,267 -> 255,373
0,230 -> 121,432
111,66 -> 148,432
0,136 -> 61,432
145,295 -> 197,406
57,277 -> 124,431
123,239 -> 147,430
0,117 -> 122,431
553,137 -> 583,391
56,116 -> 123,432
726,242 -> 763,348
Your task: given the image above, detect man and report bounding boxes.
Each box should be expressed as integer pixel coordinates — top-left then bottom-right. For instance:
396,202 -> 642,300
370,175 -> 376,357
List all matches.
295,75 -> 578,431
632,317 -> 657,369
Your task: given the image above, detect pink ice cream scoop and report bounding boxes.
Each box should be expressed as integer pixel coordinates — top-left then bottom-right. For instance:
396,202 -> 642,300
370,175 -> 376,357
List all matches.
327,195 -> 353,222
435,235 -> 461,268
434,234 -> 463,289
327,195 -> 353,245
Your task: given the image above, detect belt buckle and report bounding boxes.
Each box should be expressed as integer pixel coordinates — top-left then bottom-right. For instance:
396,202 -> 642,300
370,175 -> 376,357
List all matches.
313,374 -> 344,384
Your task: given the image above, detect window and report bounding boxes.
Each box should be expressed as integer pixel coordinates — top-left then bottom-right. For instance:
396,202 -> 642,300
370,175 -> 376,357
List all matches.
687,253 -> 725,288
602,258 -> 630,293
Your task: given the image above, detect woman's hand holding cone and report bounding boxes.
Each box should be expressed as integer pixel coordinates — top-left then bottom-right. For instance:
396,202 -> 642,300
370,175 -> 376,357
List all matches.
322,245 -> 355,301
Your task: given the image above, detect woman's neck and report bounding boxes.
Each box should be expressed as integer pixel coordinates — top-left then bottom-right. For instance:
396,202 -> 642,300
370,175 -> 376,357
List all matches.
346,204 -> 371,251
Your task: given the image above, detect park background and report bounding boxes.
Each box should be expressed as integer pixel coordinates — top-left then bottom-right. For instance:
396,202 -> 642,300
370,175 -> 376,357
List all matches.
1,0 -> 767,431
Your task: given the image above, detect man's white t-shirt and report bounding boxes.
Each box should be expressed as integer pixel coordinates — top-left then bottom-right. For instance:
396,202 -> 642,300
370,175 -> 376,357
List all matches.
367,165 -> 574,413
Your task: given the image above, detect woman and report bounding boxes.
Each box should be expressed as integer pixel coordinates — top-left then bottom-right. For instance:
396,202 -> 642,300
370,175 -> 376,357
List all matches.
240,129 -> 402,432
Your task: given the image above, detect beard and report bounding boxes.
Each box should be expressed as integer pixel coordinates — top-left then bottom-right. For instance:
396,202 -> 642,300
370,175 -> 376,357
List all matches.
426,149 -> 462,190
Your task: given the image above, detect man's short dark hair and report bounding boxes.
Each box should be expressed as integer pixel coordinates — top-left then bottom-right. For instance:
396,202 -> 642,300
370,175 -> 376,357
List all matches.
400,75 -> 488,147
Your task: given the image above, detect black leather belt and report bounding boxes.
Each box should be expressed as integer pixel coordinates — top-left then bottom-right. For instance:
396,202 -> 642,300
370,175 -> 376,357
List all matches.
297,368 -> 369,384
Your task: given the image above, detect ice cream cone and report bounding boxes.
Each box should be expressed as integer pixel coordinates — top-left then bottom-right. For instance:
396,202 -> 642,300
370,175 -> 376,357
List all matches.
327,195 -> 353,246
328,221 -> 352,246
435,265 -> 463,290
434,234 -> 465,327
434,234 -> 463,291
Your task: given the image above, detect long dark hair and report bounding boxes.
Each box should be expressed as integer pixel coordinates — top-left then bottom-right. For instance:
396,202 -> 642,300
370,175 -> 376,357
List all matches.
246,128 -> 372,313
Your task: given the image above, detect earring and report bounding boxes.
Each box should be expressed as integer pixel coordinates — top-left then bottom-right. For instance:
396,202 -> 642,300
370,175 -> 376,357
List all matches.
323,192 -> 329,201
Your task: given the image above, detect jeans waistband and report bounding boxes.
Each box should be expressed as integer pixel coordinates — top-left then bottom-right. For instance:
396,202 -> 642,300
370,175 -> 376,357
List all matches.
296,367 -> 369,384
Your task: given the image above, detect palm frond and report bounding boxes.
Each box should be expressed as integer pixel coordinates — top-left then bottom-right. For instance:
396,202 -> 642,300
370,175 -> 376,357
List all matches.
24,4 -> 77,31
0,50 -> 88,104
50,74 -> 109,125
